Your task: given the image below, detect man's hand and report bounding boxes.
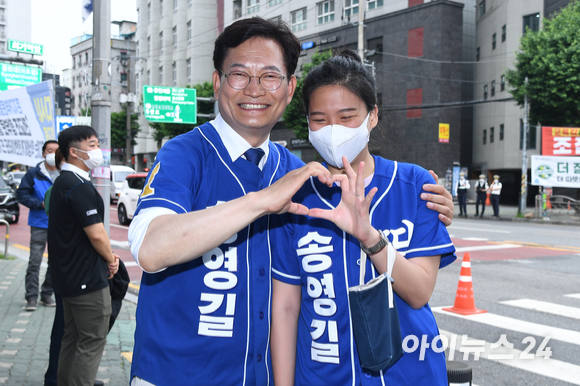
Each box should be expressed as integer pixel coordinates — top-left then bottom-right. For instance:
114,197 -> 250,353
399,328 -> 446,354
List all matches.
256,162 -> 333,216
108,254 -> 120,279
422,170 -> 454,227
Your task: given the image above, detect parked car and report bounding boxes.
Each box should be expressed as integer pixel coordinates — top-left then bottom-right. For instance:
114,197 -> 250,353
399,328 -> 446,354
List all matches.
110,165 -> 136,203
0,177 -> 20,223
117,173 -> 148,225
5,171 -> 26,190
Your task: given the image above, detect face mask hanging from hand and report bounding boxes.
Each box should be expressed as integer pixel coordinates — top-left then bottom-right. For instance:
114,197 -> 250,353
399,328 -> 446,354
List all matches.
308,113 -> 371,168
45,153 -> 56,167
75,148 -> 104,170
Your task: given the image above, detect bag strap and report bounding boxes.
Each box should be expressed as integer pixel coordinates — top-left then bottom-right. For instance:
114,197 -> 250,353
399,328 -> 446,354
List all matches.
359,231 -> 397,308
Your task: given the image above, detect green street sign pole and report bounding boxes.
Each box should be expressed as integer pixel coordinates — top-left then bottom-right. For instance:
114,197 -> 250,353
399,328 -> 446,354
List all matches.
7,40 -> 44,56
143,85 -> 197,124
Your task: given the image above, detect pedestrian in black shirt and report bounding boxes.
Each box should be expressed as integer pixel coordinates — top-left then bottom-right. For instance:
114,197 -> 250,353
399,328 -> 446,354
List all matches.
474,174 -> 489,217
48,125 -> 119,386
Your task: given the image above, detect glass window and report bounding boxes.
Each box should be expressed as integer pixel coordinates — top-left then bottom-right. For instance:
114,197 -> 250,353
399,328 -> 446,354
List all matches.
187,58 -> 191,84
492,33 -> 496,50
188,21 -> 192,45
520,120 -> 537,149
523,13 -> 540,34
491,80 -> 495,97
344,0 -> 358,19
136,73 -> 140,91
173,26 -> 177,48
490,127 -> 494,143
269,0 -> 281,5
248,0 -> 260,14
291,8 -> 307,32
367,37 -> 383,64
148,3 -> 151,21
172,62 -> 176,86
476,47 -> 480,61
483,84 -> 488,100
173,0 -> 177,13
189,0 -> 192,8
147,70 -> 151,84
148,36 -> 151,54
160,31 -> 164,54
502,24 -> 506,42
368,0 -> 384,9
317,1 -> 335,25
159,66 -> 163,84
160,0 -> 163,15
501,74 -> 505,91
500,124 -> 504,141
269,15 -> 282,24
483,129 -> 487,145
479,0 -> 485,18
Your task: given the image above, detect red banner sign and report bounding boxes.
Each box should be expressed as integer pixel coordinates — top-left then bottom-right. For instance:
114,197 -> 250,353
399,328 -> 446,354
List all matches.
541,127 -> 580,156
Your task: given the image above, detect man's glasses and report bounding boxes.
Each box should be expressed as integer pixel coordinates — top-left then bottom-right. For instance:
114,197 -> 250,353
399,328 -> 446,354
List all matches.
223,71 -> 287,91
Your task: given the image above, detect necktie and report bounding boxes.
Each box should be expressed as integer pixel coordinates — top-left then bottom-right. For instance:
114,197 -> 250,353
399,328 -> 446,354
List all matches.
244,148 -> 265,167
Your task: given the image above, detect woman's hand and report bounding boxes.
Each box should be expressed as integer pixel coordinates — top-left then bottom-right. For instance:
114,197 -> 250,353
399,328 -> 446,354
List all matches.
308,157 -> 379,247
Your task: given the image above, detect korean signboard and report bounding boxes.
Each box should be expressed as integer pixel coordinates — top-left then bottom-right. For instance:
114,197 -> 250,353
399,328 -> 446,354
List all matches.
0,62 -> 43,91
531,155 -> 580,188
7,40 -> 44,56
541,127 -> 580,156
0,81 -> 55,166
143,85 -> 196,124
439,123 -> 449,143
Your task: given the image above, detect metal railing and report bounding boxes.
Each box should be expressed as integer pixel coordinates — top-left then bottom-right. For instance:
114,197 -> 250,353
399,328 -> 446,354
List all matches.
535,194 -> 579,218
0,210 -> 10,259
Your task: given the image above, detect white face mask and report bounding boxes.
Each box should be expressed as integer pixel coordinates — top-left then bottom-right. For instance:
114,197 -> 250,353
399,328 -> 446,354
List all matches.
308,113 -> 371,168
75,148 -> 104,170
45,153 -> 56,167
479,179 -> 485,183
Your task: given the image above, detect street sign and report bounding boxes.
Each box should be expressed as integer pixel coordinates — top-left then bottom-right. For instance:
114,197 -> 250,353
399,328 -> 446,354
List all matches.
56,116 -> 76,135
439,123 -> 450,143
531,155 -> 580,188
0,62 -> 43,91
143,85 -> 196,124
7,40 -> 44,56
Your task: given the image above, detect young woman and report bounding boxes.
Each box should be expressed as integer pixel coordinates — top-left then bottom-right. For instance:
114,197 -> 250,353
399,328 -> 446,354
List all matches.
270,51 -> 456,385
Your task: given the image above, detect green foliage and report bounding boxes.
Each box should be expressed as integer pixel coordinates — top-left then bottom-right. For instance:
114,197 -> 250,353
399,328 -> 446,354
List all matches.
283,50 -> 333,139
506,2 -> 580,126
80,107 -> 91,116
111,111 -> 140,148
151,82 -> 215,142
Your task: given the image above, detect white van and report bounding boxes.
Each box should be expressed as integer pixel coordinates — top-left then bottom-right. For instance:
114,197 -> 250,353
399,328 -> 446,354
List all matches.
110,165 -> 136,202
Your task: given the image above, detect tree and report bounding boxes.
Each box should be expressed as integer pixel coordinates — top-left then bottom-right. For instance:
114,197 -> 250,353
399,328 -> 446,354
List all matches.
151,82 -> 215,144
283,50 -> 333,139
111,111 -> 140,148
506,2 -> 580,126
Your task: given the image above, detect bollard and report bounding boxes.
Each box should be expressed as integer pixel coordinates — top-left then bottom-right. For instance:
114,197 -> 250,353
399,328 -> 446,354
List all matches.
447,360 -> 472,385
0,219 -> 8,259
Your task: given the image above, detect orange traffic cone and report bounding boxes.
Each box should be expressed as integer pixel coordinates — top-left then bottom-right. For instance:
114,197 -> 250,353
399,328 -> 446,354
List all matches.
485,193 -> 491,206
443,253 -> 487,315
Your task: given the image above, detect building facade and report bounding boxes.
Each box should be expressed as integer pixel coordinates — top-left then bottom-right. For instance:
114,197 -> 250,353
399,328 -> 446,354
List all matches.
0,0 -> 32,56
472,0 -> 572,205
133,0 -> 218,170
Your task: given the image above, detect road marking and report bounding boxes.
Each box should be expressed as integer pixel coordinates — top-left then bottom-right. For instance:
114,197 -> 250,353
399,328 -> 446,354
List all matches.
111,240 -> 129,248
565,294 -> 580,300
455,244 -> 522,253
13,244 -> 48,258
503,241 -> 580,253
121,352 -> 132,363
124,261 -> 138,267
448,226 -> 511,233
439,330 -> 580,385
432,307 -> 580,346
500,299 -> 580,320
111,223 -> 129,230
461,237 -> 489,241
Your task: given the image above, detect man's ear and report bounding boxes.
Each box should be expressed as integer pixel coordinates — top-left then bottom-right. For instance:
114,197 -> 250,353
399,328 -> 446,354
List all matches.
212,70 -> 221,100
286,75 -> 297,105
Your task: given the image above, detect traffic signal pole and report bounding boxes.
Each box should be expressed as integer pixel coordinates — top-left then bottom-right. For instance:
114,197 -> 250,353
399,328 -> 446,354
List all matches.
519,77 -> 529,216
91,0 -> 112,234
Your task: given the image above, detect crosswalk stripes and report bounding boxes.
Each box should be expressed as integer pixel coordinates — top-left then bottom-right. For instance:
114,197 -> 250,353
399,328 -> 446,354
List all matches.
434,294 -> 580,384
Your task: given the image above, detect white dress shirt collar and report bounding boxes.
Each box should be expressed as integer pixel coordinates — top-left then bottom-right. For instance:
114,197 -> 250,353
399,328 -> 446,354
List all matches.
61,162 -> 90,180
210,114 -> 270,170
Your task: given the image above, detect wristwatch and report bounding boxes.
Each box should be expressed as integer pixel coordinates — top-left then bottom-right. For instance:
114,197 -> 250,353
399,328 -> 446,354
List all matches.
361,229 -> 389,255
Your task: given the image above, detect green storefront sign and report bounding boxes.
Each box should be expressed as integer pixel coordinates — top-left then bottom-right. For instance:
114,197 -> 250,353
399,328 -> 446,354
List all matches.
143,85 -> 197,124
0,62 -> 43,91
7,40 -> 44,56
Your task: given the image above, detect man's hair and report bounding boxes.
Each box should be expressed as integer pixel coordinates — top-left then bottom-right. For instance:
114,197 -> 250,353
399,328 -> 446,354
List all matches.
42,140 -> 58,153
213,17 -> 301,76
58,125 -> 97,162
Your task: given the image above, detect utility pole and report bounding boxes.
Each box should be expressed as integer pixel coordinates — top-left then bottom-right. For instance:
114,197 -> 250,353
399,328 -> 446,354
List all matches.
519,76 -> 529,216
91,0 -> 112,234
357,2 -> 364,59
125,55 -> 132,168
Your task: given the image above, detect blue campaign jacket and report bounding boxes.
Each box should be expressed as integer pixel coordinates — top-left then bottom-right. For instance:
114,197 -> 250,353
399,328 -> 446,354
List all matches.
16,162 -> 54,229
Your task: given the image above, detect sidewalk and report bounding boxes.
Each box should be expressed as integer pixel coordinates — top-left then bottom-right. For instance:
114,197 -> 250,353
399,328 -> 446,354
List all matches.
455,202 -> 580,226
0,245 -> 136,385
